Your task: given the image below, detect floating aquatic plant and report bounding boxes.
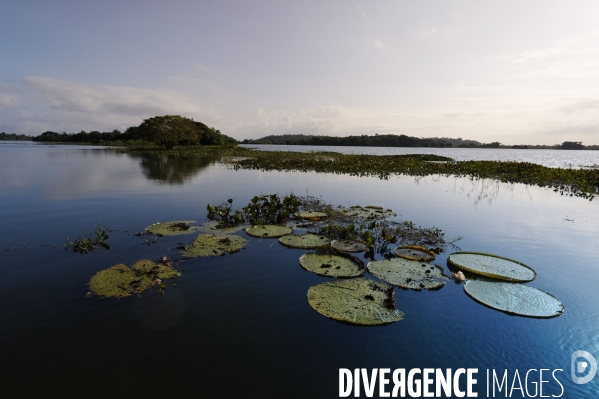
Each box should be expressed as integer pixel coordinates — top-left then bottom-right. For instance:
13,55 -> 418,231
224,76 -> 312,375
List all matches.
279,233 -> 331,249
65,224 -> 110,253
307,278 -> 404,325
448,252 -> 536,282
330,239 -> 368,253
246,225 -> 293,238
299,253 -> 364,277
394,245 -> 436,261
146,220 -> 197,236
182,234 -> 247,257
367,258 -> 448,290
295,211 -> 328,220
463,280 -> 564,318
88,259 -> 179,298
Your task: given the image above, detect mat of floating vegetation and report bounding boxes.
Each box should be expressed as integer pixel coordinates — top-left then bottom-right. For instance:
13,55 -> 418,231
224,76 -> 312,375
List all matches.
146,220 -> 197,236
246,225 -> 293,238
199,221 -> 248,234
340,206 -> 396,219
89,260 -> 179,298
279,234 -> 331,249
330,239 -> 368,253
464,280 -> 564,318
394,245 -> 436,261
307,278 -> 404,325
182,234 -> 247,257
295,211 -> 328,220
299,253 -> 364,277
367,258 -> 448,290
448,252 -> 536,282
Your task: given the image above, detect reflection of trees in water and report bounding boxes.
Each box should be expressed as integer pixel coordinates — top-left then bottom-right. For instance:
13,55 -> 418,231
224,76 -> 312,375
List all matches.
412,175 -> 533,207
131,154 -> 219,184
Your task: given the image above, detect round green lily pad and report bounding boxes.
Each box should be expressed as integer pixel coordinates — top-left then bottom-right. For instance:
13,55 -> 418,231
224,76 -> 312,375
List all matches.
330,239 -> 368,253
464,280 -> 565,318
199,221 -> 248,234
395,245 -> 436,261
448,252 -> 536,282
146,220 -> 196,236
295,211 -> 328,220
367,258 -> 448,290
279,234 -> 331,249
299,253 -> 364,277
340,206 -> 396,219
89,260 -> 178,298
182,234 -> 247,257
246,225 -> 293,238
307,278 -> 404,325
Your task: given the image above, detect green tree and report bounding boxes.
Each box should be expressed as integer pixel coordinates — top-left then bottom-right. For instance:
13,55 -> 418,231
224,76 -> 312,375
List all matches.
137,115 -> 200,149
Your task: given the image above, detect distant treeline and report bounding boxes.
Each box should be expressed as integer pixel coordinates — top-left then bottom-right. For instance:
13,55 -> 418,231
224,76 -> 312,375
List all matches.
241,134 -> 598,150
23,116 -> 237,148
0,132 -> 31,141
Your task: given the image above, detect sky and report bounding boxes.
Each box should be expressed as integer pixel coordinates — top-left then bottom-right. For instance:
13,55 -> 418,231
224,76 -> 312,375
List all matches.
1,0 -> 599,145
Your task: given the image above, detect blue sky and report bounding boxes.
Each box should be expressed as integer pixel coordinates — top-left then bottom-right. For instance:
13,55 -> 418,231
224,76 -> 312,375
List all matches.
1,1 -> 598,144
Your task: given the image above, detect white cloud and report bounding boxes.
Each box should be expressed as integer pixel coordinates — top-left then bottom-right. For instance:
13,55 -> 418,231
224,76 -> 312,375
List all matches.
4,77 -> 220,133
373,40 -> 389,51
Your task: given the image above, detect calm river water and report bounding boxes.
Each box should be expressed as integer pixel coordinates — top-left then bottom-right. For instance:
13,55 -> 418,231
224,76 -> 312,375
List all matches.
1,142 -> 598,398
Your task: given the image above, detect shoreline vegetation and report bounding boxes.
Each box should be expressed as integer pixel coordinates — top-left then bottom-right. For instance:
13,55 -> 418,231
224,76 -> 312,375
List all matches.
2,115 -> 598,199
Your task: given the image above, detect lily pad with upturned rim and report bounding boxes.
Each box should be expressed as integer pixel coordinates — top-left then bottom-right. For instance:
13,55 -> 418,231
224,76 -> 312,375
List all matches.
246,225 -> 293,238
295,211 -> 328,220
464,280 -> 565,318
330,239 -> 368,253
182,234 -> 247,257
395,245 -> 436,261
307,278 -> 404,325
299,253 -> 364,277
146,220 -> 197,236
367,258 -> 448,290
279,234 -> 331,249
448,252 -> 536,282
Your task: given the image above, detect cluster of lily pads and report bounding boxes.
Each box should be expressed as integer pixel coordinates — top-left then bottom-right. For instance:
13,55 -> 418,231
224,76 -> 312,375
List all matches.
85,194 -> 564,323
447,252 -> 564,318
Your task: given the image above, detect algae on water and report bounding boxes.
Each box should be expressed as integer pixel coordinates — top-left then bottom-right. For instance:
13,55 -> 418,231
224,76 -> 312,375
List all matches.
307,278 -> 404,325
88,259 -> 179,298
182,234 -> 247,257
367,258 -> 448,290
146,220 -> 197,236
299,253 -> 364,278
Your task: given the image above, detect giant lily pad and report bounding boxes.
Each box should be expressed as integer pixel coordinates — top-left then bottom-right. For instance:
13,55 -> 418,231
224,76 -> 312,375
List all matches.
279,234 -> 331,249
299,253 -> 364,277
199,221 -> 248,234
330,239 -> 368,253
182,234 -> 247,257
340,206 -> 396,219
89,260 -> 179,298
146,220 -> 197,236
367,258 -> 447,290
395,245 -> 436,261
246,225 -> 293,238
295,211 -> 328,220
307,278 -> 404,325
448,252 -> 536,282
464,280 -> 565,318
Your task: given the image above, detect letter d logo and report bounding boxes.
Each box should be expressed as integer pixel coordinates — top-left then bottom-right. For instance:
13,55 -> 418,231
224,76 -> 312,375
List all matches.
571,350 -> 597,384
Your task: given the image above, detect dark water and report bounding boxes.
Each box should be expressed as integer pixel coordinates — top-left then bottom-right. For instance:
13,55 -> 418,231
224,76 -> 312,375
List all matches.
1,143 -> 598,398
